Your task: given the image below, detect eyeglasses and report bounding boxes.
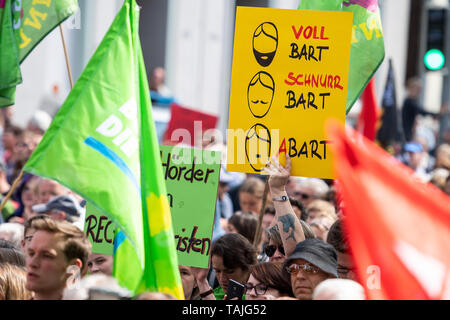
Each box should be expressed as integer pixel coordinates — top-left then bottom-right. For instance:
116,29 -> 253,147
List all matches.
244,283 -> 268,295
264,244 -> 285,257
286,263 -> 320,275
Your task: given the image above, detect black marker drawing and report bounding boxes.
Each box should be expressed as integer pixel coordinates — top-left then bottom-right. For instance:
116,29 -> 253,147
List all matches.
247,71 -> 275,118
252,22 -> 278,67
245,123 -> 271,172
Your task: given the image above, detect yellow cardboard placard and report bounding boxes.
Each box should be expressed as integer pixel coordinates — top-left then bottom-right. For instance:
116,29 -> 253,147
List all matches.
226,7 -> 353,178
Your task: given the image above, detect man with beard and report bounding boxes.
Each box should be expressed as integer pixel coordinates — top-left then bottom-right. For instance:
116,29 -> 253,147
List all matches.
252,22 -> 278,67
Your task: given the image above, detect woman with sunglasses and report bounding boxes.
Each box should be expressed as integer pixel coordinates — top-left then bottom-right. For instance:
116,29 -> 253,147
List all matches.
264,221 -> 315,263
244,262 -> 294,300
263,155 -> 307,259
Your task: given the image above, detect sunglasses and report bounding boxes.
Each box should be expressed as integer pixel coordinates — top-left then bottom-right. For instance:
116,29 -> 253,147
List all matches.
264,244 -> 285,257
286,263 -> 320,275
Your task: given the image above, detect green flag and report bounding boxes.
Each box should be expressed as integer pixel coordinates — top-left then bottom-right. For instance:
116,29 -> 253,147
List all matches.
0,0 -> 20,106
0,0 -> 78,107
298,0 -> 385,113
23,0 -> 184,299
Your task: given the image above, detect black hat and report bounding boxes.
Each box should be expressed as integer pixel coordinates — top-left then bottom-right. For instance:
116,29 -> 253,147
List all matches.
284,238 -> 338,278
32,195 -> 82,218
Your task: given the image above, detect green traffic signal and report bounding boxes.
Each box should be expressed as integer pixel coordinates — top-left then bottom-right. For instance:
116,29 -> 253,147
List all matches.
424,49 -> 445,70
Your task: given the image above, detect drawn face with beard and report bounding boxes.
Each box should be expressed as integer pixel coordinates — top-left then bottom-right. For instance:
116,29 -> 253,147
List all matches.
252,22 -> 278,67
245,124 -> 271,172
247,71 -> 275,118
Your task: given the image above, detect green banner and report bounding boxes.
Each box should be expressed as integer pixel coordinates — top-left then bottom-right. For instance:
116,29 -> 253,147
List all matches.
0,0 -> 78,107
84,202 -> 115,255
298,0 -> 385,113
24,0 -> 183,299
0,0 -> 20,106
160,145 -> 220,268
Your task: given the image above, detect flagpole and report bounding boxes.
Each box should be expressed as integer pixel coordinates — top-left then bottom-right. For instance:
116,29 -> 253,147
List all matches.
0,171 -> 23,213
59,25 -> 74,89
253,179 -> 270,249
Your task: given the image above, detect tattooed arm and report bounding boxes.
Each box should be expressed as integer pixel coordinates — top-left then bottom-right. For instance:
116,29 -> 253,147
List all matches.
264,155 -> 305,257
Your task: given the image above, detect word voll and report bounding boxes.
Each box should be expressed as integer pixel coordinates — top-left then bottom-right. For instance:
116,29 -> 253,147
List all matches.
174,226 -> 211,255
292,25 -> 329,40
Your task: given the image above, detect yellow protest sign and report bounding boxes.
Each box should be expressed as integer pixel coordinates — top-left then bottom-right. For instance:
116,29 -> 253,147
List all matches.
226,7 -> 353,178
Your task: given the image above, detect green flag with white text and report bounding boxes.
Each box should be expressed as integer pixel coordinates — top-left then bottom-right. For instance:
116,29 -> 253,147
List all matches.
299,0 -> 385,113
23,0 -> 184,299
0,0 -> 78,107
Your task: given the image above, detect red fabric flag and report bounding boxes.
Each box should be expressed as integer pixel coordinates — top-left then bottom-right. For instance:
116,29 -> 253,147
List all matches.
327,120 -> 450,300
357,78 -> 380,141
163,103 -> 218,146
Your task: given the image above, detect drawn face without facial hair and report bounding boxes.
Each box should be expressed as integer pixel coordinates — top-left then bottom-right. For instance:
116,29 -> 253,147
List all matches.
252,22 -> 278,67
247,71 -> 275,118
245,124 -> 271,172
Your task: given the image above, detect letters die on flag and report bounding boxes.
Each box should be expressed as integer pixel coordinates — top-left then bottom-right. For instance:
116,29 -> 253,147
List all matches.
23,0 -> 183,299
298,0 -> 385,113
160,145 -> 220,268
227,7 -> 352,179
0,0 -> 79,107
327,120 -> 450,300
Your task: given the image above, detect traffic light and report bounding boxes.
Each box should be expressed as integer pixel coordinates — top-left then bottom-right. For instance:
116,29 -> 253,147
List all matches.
424,8 -> 447,71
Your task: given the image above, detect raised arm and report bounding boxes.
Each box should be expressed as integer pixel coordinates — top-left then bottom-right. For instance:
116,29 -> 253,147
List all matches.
264,155 -> 305,257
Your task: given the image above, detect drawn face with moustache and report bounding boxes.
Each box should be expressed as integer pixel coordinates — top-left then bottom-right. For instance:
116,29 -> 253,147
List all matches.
245,124 -> 271,172
252,22 -> 278,67
247,71 -> 275,118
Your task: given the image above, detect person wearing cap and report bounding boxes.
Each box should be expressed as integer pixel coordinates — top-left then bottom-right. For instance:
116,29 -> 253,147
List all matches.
283,238 -> 338,300
32,195 -> 82,224
404,141 -> 430,182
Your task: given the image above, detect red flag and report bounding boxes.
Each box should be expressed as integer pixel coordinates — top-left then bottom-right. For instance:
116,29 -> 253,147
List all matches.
163,103 -> 218,147
357,78 -> 380,141
327,120 -> 450,300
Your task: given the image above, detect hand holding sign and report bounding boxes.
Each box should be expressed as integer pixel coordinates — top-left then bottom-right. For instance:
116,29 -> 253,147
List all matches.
264,154 -> 291,192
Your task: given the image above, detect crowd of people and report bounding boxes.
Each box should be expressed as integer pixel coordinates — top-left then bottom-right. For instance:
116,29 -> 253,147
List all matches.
0,74 -> 449,301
